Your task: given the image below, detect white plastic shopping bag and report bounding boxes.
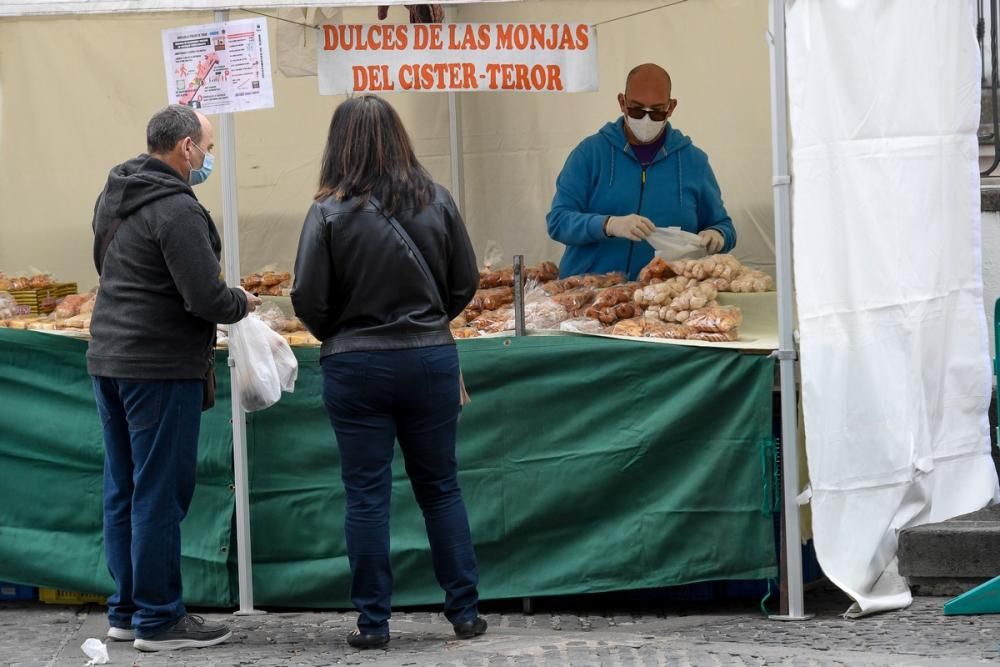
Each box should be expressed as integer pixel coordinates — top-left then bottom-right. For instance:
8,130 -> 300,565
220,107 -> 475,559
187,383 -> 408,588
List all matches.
229,313 -> 299,412
646,227 -> 707,261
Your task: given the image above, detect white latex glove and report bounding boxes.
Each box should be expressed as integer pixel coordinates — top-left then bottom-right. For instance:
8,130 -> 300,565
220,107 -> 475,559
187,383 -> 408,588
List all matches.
605,215 -> 655,242
698,229 -> 725,254
238,286 -> 262,313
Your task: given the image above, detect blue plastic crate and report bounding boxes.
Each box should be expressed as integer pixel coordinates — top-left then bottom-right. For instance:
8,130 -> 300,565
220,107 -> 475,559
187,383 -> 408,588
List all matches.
0,582 -> 36,601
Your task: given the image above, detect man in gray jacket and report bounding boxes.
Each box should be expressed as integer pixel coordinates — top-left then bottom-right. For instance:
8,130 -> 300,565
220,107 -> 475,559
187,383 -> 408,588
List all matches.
88,104 -> 259,652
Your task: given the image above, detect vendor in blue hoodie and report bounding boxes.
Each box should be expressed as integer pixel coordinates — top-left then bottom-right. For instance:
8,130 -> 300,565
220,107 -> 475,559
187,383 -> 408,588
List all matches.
546,63 -> 737,280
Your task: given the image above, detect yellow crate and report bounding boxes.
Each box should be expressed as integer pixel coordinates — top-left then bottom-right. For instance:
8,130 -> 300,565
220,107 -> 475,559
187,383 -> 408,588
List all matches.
38,588 -> 106,605
8,283 -> 78,315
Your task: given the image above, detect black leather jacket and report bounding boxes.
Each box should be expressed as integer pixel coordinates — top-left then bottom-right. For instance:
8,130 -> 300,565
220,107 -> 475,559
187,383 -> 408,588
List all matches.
291,184 -> 478,357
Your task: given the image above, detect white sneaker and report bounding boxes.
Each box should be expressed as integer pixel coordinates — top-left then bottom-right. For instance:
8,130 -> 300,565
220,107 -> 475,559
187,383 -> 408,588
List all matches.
107,626 -> 135,641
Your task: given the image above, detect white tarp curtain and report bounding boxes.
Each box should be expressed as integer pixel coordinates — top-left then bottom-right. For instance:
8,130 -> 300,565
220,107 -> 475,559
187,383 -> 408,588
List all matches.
788,0 -> 999,615
0,0 -> 509,17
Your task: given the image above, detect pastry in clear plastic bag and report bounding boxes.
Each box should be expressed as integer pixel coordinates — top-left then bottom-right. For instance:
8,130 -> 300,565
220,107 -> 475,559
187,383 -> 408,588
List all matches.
550,286 -> 597,312
255,301 -> 289,332
469,287 -> 514,312
53,293 -> 94,319
685,305 -> 743,333
559,317 -> 608,334
452,327 -> 480,339
478,265 -> 514,289
582,272 -> 626,288
523,298 -> 569,330
669,255 -> 744,282
0,292 -> 18,320
729,270 -> 775,293
593,284 -> 637,309
610,317 -> 645,337
479,261 -> 559,289
633,277 -> 695,308
470,306 -> 514,334
643,320 -> 693,339
544,272 -> 624,295
688,329 -> 740,342
638,256 -> 676,285
525,261 -> 559,283
585,301 -> 639,325
669,284 -> 718,312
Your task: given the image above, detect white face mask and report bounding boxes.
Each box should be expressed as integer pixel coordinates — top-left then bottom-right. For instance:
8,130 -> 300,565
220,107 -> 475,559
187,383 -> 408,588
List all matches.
625,114 -> 667,143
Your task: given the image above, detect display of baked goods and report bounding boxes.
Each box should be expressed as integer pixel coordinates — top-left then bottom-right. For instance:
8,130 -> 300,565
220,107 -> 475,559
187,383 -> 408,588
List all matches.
241,271 -> 292,296
0,253 -> 770,346
478,261 -> 559,289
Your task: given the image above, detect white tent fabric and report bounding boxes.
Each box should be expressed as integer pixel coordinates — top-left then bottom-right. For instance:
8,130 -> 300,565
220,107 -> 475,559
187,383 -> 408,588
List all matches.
787,0 -> 999,615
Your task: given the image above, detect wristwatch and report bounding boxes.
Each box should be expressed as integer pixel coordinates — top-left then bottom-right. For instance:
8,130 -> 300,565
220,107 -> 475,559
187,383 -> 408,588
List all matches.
602,216 -> 612,238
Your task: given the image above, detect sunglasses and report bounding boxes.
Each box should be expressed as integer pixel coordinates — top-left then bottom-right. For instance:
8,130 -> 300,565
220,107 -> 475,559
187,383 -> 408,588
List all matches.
625,106 -> 669,122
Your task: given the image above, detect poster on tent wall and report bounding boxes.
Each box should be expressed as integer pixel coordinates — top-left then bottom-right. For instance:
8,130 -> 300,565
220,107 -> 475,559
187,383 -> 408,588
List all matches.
317,23 -> 598,94
161,18 -> 274,114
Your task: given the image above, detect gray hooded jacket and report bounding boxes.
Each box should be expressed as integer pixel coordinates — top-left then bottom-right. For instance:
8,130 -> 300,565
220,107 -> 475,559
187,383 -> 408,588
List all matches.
87,154 -> 248,380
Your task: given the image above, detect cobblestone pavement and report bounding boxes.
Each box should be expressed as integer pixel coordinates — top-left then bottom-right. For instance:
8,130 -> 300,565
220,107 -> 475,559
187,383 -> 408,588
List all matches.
3,585 -> 1000,666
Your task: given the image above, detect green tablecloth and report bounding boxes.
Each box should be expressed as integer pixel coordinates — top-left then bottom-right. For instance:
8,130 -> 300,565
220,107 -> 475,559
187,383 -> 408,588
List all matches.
0,328 -> 777,607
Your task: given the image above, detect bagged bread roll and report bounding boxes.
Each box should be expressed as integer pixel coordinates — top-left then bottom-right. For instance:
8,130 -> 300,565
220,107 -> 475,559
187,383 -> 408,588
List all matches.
550,286 -> 597,312
729,270 -> 775,293
469,287 -> 514,311
685,305 -> 743,333
524,261 -> 559,283
593,285 -> 637,308
610,317 -> 645,337
559,317 -> 608,334
688,329 -> 740,342
452,327 -> 480,339
669,284 -> 718,312
638,257 -> 675,285
53,293 -> 92,319
643,321 -> 693,339
470,307 -> 513,334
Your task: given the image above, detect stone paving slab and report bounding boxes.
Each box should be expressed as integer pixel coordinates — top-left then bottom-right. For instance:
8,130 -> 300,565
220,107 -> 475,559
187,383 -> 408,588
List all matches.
2,585 -> 999,666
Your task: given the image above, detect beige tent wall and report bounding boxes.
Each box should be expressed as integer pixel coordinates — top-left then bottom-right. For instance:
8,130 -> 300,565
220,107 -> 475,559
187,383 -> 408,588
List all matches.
0,0 -> 773,289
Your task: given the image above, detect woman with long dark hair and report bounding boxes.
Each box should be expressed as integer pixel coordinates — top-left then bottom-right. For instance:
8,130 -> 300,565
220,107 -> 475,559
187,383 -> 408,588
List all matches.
291,95 -> 485,649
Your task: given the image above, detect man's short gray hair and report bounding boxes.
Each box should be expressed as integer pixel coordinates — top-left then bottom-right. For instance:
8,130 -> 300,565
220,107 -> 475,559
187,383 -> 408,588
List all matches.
146,104 -> 202,154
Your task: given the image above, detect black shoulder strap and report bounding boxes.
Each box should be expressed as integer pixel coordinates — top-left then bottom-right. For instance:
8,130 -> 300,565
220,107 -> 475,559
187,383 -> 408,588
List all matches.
96,217 -> 124,274
369,196 -> 445,310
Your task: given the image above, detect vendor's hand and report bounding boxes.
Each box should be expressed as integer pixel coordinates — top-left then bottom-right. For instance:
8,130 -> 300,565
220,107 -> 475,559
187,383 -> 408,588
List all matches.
699,229 -> 725,254
239,287 -> 262,313
605,215 -> 655,242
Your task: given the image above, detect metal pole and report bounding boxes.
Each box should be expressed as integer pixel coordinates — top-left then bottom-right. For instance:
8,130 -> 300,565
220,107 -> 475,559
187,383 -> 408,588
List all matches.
448,93 -> 466,214
214,8 -> 263,617
513,255 -> 526,336
767,0 -> 810,622
445,5 -> 466,213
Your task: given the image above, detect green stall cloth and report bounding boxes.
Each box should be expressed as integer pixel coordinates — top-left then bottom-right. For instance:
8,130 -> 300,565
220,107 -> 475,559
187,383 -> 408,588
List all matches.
0,329 -> 777,608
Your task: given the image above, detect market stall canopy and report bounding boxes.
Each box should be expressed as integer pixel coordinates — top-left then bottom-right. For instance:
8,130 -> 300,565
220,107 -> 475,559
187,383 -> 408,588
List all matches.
0,0 -> 513,18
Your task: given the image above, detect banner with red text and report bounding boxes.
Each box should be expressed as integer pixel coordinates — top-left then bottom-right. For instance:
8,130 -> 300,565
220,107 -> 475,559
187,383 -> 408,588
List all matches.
317,23 -> 598,94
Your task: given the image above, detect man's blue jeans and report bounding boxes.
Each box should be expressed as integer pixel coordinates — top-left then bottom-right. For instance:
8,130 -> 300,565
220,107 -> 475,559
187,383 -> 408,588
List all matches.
92,376 -> 203,639
321,345 -> 480,634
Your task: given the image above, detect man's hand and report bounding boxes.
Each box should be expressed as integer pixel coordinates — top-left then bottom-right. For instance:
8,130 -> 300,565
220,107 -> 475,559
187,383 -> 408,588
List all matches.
238,287 -> 262,313
605,215 -> 655,242
699,229 -> 725,254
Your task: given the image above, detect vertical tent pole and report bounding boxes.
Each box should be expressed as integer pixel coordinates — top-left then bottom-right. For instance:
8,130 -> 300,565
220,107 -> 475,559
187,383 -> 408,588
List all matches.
767,0 -> 809,621
214,8 -> 263,616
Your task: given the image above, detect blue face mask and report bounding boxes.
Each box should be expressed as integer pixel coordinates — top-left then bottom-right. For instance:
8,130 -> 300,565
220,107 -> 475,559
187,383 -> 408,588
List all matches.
188,141 -> 214,186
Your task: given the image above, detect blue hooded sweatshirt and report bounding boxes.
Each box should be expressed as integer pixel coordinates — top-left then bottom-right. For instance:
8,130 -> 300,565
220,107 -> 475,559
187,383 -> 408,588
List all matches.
546,118 -> 737,280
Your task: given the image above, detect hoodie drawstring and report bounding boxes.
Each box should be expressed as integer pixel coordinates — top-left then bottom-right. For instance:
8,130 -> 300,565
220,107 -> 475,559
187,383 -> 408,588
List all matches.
609,146 -> 616,187
678,155 -> 683,207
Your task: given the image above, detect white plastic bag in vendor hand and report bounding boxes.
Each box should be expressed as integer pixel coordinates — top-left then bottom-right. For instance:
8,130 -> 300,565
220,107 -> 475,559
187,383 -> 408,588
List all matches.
229,314 -> 298,412
646,227 -> 707,261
